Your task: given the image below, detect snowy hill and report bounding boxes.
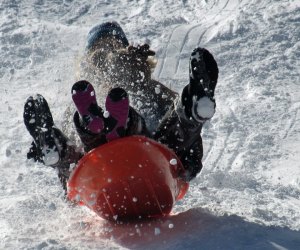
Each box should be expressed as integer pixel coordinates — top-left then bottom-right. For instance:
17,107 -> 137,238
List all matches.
1,0 -> 300,249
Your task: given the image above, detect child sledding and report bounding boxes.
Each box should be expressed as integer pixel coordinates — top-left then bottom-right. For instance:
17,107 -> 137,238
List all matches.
23,22 -> 218,219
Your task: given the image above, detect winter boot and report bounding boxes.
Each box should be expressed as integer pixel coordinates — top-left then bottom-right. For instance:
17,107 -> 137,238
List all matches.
104,87 -> 130,141
154,47 -> 219,181
72,80 -> 105,134
24,94 -> 59,166
24,94 -> 87,192
182,47 -> 219,122
72,81 -> 130,151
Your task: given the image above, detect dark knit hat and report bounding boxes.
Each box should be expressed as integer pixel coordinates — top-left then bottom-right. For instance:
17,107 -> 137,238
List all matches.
86,21 -> 129,50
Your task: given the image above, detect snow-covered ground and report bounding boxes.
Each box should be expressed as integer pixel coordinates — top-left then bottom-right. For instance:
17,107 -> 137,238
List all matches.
1,0 -> 300,249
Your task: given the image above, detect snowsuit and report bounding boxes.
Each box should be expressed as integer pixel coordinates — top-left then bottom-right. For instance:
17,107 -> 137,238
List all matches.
24,22 -> 218,191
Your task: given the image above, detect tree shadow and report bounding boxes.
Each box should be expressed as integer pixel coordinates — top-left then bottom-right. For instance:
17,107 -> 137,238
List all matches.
100,207 -> 300,250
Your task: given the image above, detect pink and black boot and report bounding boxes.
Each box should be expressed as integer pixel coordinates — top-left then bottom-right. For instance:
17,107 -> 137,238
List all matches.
104,87 -> 129,141
72,81 -> 130,151
72,80 -> 105,134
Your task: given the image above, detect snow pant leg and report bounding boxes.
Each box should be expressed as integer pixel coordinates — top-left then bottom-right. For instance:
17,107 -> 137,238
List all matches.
51,127 -> 83,192
154,101 -> 203,181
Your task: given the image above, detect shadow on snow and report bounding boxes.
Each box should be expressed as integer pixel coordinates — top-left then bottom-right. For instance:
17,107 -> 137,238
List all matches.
100,208 -> 300,250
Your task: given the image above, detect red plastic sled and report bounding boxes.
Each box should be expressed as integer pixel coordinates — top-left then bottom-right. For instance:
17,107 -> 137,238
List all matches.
67,136 -> 189,221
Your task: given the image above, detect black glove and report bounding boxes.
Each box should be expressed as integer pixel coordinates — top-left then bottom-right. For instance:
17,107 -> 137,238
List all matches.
127,44 -> 155,59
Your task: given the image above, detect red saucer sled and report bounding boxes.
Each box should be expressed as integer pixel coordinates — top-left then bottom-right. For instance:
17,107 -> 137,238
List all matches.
67,136 -> 189,221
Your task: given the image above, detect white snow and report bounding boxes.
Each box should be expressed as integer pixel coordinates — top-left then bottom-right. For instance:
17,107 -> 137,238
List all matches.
170,158 -> 178,166
154,227 -> 161,236
1,0 -> 300,249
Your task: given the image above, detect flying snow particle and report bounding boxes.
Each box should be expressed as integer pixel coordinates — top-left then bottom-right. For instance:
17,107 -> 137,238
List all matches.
154,227 -> 161,235
137,100 -> 143,108
103,111 -> 110,118
155,87 -> 161,94
75,194 -> 81,202
170,159 -> 177,165
132,197 -> 138,202
69,163 -> 76,171
136,228 -> 141,235
29,118 -> 35,124
87,200 -> 96,206
139,71 -> 145,81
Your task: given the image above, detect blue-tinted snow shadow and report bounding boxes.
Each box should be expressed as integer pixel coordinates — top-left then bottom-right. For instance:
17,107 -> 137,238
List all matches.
102,208 -> 300,250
